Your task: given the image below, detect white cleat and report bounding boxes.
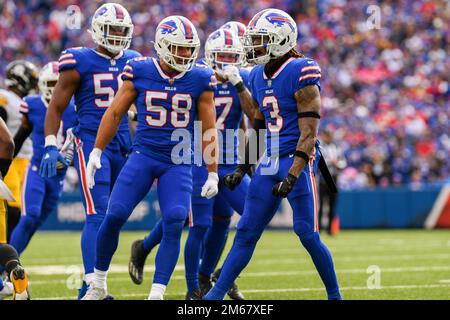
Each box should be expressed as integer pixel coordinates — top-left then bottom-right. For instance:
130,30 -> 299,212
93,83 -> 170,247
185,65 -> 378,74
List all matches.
147,293 -> 164,300
81,283 -> 107,300
0,281 -> 13,300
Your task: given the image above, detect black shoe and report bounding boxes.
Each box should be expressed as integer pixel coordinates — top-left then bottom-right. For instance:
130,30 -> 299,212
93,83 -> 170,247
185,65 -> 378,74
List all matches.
185,288 -> 204,300
103,294 -> 114,300
128,239 -> 150,285
212,268 -> 245,300
198,273 -> 212,293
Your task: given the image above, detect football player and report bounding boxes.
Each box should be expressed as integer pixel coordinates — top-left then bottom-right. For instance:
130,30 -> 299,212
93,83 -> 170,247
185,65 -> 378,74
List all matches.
0,118 -> 29,300
81,15 -> 219,300
39,3 -> 141,299
204,8 -> 342,300
9,62 -> 77,256
0,60 -> 38,242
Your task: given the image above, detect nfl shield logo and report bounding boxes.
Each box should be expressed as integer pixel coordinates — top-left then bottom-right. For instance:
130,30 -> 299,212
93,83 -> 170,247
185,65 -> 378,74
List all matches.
169,78 -> 174,84
111,59 -> 116,66
267,80 -> 272,87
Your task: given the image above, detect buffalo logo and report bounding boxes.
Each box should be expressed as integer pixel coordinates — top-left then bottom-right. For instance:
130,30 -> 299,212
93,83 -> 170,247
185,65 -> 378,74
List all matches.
95,6 -> 108,18
159,20 -> 178,34
209,30 -> 221,41
265,12 -> 294,31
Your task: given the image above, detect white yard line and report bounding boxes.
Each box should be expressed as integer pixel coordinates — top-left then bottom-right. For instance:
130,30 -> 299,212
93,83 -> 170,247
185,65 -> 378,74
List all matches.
33,283 -> 450,300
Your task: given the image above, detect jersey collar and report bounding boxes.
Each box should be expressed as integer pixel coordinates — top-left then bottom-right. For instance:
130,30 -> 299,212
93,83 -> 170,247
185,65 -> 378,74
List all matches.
93,49 -> 124,60
263,57 -> 295,80
152,58 -> 187,81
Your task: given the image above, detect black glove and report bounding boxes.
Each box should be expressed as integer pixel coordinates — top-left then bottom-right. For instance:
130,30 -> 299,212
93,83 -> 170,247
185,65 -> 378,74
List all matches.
272,174 -> 298,198
223,168 -> 245,191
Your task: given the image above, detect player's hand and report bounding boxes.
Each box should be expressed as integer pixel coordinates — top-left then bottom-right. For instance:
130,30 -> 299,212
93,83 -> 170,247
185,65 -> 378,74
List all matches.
272,174 -> 298,198
56,128 -> 75,170
86,148 -> 102,189
201,172 -> 219,199
39,145 -> 69,178
223,168 -> 245,190
221,65 -> 242,86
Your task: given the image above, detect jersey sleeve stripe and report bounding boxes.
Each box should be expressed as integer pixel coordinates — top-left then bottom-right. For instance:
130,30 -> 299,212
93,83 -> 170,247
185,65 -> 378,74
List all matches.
122,72 -> 134,79
299,74 -> 321,82
59,53 -> 74,61
59,59 -> 77,66
301,66 -> 321,73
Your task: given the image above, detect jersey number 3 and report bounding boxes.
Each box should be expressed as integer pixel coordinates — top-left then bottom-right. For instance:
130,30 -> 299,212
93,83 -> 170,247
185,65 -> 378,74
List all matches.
262,96 -> 283,133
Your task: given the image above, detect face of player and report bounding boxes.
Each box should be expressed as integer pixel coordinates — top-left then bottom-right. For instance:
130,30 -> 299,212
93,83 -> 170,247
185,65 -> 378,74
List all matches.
103,24 -> 130,48
216,52 -> 239,64
250,35 -> 269,58
170,45 -> 194,62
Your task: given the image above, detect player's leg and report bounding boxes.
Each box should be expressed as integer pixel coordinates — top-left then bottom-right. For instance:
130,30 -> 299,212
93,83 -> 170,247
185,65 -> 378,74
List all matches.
4,160 -> 22,242
129,214 -> 161,285
73,138 -> 113,295
286,154 -> 341,300
184,166 -> 213,298
199,193 -> 232,281
0,243 -> 28,300
205,163 -> 281,300
150,164 -> 192,299
9,165 -> 45,255
83,151 -> 156,299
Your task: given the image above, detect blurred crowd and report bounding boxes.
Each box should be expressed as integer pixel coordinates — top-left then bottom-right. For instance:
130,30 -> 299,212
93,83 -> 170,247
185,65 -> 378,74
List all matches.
0,0 -> 448,190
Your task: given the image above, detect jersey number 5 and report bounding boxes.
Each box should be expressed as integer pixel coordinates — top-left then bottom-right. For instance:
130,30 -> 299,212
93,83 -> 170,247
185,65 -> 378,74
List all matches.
145,91 -> 192,128
93,73 -> 123,108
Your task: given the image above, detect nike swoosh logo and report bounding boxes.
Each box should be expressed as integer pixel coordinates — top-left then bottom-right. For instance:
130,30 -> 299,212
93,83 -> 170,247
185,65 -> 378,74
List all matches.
307,61 -> 314,64
289,154 -> 294,158
44,154 -> 50,159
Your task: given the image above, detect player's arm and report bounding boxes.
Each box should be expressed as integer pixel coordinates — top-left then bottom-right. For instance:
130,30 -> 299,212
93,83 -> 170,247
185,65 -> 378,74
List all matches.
85,80 -> 137,189
13,115 -> 33,158
0,118 -> 14,178
224,109 -> 266,190
197,90 -> 219,199
272,85 -> 320,197
40,69 -> 80,178
44,69 -> 79,139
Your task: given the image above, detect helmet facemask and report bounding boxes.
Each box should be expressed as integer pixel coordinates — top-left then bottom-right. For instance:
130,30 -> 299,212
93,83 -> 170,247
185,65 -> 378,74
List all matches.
244,31 -> 284,65
91,21 -> 133,54
156,39 -> 200,72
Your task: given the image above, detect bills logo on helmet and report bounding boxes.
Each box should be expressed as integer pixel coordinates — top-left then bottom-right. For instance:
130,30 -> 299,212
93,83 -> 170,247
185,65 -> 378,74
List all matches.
159,20 -> 178,34
265,12 -> 295,31
95,6 -> 108,17
209,30 -> 221,41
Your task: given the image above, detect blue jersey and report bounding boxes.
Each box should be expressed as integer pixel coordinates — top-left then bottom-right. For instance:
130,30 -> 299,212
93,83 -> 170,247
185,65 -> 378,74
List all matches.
58,47 -> 141,151
215,69 -> 249,164
21,95 -> 77,166
248,57 -> 321,157
122,57 -> 217,163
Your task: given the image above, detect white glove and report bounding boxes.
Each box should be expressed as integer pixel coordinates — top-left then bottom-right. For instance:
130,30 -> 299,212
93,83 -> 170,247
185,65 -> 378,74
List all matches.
86,148 -> 102,189
222,65 -> 243,86
201,172 -> 219,199
57,128 -> 75,169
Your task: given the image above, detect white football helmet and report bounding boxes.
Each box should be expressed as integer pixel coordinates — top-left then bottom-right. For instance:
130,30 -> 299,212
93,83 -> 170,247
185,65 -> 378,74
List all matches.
220,21 -> 246,42
205,29 -> 244,75
90,3 -> 134,55
244,8 -> 298,65
154,16 -> 200,72
38,61 -> 59,104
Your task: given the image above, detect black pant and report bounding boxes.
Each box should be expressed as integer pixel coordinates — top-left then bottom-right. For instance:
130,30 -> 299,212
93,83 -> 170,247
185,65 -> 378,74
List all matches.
318,180 -> 337,233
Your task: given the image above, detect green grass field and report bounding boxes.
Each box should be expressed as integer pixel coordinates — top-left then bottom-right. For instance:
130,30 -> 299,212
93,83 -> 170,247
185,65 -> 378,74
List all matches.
17,229 -> 450,300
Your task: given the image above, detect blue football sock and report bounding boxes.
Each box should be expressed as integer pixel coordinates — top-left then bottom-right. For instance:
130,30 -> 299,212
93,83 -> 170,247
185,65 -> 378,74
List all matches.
204,229 -> 259,300
81,216 -> 103,275
9,215 -> 41,255
77,281 -> 88,300
95,213 -> 127,271
0,277 -> 3,291
143,218 -> 163,253
299,232 -> 341,299
153,219 -> 184,285
199,217 -> 230,277
184,225 -> 208,292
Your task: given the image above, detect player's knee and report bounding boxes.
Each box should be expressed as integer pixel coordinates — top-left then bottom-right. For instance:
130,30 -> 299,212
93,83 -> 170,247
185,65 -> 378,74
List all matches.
19,215 -> 41,233
234,228 -> 260,248
293,220 -> 314,238
106,201 -> 132,223
164,205 -> 188,223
